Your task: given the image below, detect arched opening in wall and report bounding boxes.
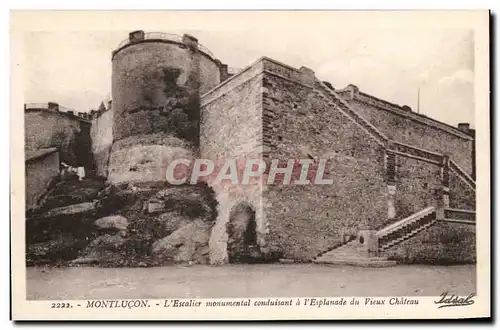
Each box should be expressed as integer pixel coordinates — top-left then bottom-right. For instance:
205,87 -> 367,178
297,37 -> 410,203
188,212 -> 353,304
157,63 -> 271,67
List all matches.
226,203 -> 262,264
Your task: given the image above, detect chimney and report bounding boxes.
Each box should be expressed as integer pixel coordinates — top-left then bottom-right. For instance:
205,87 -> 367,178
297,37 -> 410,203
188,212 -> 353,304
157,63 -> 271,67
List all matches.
129,30 -> 145,43
299,66 -> 315,86
220,64 -> 229,82
458,123 -> 470,133
48,102 -> 59,111
182,34 -> 198,50
345,84 -> 359,99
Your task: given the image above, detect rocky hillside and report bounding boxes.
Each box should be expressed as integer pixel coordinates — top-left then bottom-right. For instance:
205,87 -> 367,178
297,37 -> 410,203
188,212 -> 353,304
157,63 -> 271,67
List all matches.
26,176 -> 218,267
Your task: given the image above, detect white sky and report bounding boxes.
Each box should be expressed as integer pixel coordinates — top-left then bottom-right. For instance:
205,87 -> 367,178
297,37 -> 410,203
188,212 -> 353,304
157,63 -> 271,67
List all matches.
24,25 -> 474,127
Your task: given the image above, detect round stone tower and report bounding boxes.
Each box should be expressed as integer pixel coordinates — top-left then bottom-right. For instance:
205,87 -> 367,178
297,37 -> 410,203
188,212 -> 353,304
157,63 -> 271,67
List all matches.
108,30 -> 222,184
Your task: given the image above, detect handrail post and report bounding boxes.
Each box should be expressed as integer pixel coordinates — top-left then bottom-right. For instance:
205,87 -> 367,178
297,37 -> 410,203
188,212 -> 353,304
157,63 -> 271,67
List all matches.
386,141 -> 397,221
441,154 -> 450,208
358,230 -> 379,257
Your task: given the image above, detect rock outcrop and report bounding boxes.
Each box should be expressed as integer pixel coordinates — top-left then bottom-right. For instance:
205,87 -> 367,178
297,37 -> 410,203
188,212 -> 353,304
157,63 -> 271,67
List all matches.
26,178 -> 218,267
152,219 -> 212,264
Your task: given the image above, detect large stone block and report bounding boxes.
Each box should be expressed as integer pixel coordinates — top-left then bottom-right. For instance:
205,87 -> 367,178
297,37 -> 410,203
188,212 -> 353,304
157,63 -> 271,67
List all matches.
151,219 -> 212,264
43,202 -> 96,218
95,215 -> 129,232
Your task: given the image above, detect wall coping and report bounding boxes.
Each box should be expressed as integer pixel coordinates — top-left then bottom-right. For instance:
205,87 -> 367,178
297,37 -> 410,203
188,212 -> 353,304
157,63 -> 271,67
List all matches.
336,85 -> 473,141
25,103 -> 92,123
111,32 -> 219,65
201,56 -> 314,107
25,147 -> 58,163
200,57 -> 265,107
387,140 -> 476,191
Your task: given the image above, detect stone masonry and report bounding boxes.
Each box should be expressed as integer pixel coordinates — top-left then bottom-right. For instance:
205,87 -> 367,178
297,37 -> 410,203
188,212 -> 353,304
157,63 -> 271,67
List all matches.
25,32 -> 477,266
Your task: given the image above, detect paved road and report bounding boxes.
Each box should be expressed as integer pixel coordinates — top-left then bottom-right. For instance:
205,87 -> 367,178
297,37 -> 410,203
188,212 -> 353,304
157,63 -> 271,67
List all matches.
26,264 -> 476,300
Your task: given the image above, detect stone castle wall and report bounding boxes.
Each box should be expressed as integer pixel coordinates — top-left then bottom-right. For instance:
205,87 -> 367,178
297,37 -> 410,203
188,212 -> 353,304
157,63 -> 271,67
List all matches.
25,109 -> 91,167
341,91 -> 473,175
111,36 -> 220,143
200,61 -> 265,264
25,148 -> 59,210
200,57 -> 476,263
393,156 -> 442,220
25,34 -> 476,265
259,62 -> 387,261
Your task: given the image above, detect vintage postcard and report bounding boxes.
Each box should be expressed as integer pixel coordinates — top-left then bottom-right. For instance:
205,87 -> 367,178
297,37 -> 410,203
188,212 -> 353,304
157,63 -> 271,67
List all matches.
10,10 -> 490,320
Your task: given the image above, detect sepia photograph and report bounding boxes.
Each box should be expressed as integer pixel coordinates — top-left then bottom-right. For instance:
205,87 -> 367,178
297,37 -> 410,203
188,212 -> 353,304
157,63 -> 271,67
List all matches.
10,10 -> 490,320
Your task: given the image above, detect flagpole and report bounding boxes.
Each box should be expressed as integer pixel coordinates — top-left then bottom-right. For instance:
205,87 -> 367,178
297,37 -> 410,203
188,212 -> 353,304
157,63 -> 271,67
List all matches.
417,88 -> 420,114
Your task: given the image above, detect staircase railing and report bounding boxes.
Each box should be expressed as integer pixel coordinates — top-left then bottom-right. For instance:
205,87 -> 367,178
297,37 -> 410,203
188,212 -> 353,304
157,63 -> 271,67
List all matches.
316,81 -> 476,195
376,206 -> 435,238
389,142 -> 443,165
449,159 -> 476,191
316,81 -> 389,147
442,208 -> 476,224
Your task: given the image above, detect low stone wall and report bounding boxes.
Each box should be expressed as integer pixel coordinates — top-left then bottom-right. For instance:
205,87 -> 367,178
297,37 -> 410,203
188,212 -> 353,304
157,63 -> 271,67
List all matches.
25,148 -> 59,210
383,221 -> 476,264
25,110 -> 87,167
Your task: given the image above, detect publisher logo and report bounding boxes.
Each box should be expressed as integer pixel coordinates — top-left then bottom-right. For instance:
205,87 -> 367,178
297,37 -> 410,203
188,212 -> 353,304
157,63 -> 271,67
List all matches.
434,292 -> 475,308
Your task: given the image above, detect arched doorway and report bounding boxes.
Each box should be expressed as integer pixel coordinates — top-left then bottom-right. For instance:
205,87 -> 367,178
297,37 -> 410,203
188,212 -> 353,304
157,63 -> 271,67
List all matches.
226,203 -> 262,263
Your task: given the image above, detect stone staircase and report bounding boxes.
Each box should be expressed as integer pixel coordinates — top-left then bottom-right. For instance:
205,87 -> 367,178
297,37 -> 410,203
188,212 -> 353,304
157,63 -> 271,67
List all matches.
377,206 -> 437,252
379,220 -> 436,251
313,240 -> 396,267
312,207 -> 438,267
